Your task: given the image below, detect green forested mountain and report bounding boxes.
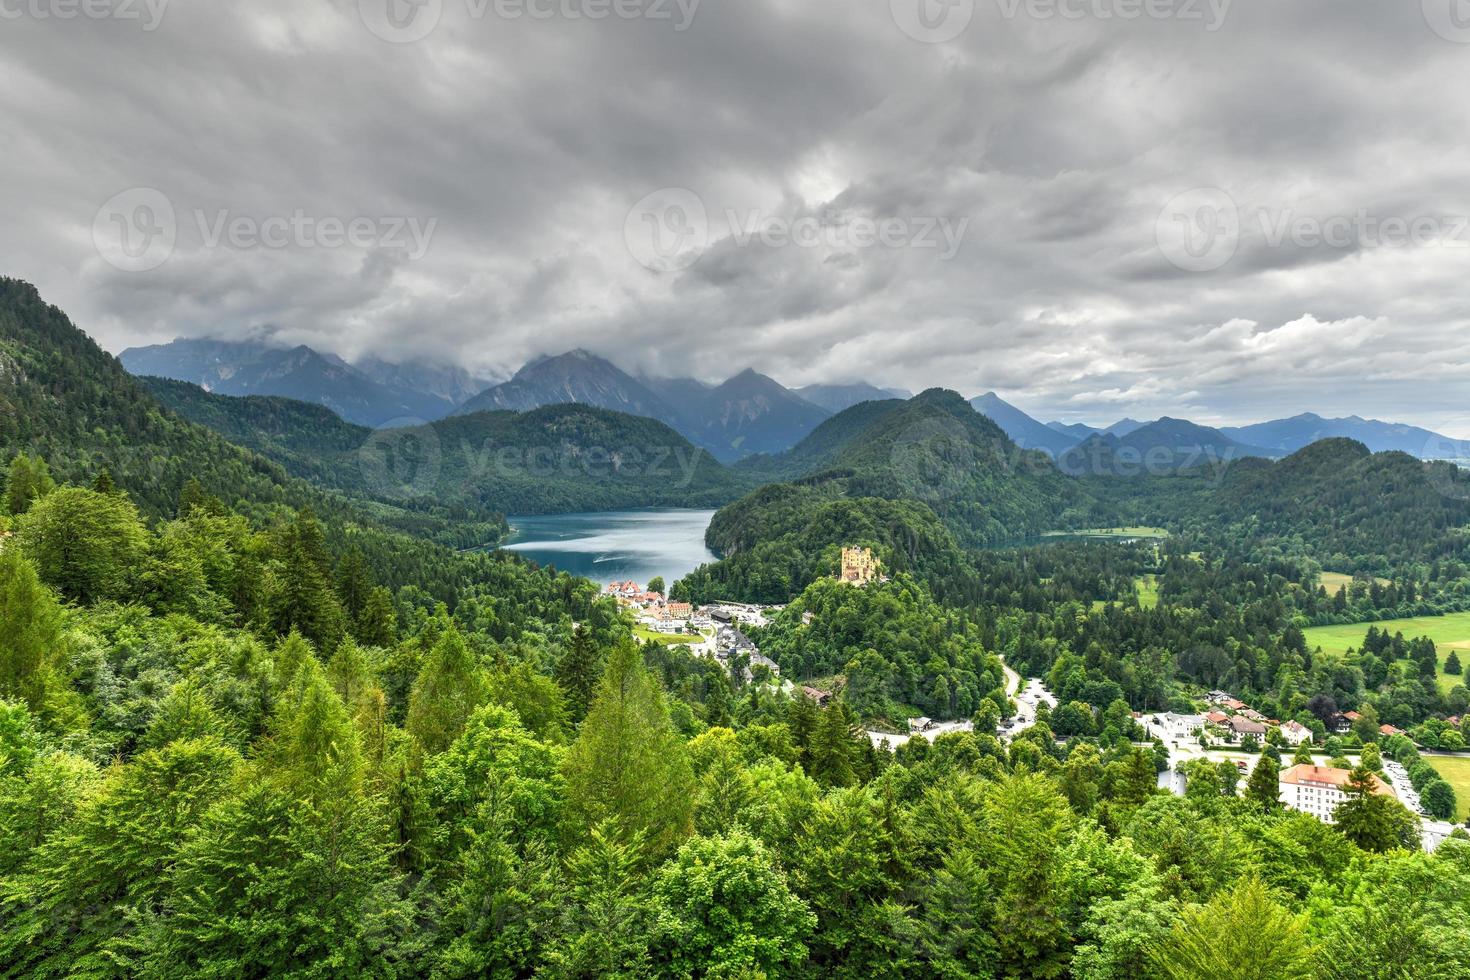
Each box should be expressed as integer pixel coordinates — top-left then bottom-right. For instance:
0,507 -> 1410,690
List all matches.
6,277 -> 1470,978
145,376 -> 754,515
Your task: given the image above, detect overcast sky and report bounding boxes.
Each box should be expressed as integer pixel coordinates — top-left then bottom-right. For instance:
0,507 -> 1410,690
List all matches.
3,0 -> 1470,433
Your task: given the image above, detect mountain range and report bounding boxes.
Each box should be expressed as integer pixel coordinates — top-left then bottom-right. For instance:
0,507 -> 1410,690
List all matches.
119,337 -> 1470,466
447,351 -> 835,462
971,393 -> 1470,464
119,338 -> 493,428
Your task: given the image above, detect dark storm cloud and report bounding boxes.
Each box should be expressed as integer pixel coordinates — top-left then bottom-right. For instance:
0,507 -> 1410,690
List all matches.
1,0 -> 1468,435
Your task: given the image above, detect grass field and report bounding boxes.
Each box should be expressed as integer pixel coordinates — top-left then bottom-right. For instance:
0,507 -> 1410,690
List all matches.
1318,571 -> 1390,592
1137,574 -> 1161,609
634,626 -> 696,646
1426,755 -> 1470,821
1045,526 -> 1169,540
1304,611 -> 1470,694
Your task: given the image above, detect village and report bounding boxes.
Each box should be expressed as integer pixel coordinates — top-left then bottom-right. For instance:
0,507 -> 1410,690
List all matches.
1144,692 -> 1462,852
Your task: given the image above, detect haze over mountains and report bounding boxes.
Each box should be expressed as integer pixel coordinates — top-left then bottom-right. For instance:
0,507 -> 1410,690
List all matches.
120,338 -> 1469,465
971,393 -> 1470,464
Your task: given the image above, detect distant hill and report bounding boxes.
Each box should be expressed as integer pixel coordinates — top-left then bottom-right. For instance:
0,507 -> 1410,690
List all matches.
456,349 -> 677,421
1058,418 -> 1273,476
688,369 -> 831,461
970,392 -> 1080,456
144,376 -> 751,515
459,353 -> 831,462
1046,420 -> 1101,440
1222,412 -> 1470,460
795,382 -> 913,413
120,338 -> 459,427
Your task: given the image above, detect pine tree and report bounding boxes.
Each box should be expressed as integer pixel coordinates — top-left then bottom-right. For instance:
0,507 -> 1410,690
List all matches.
1447,651 -> 1463,676
4,453 -> 54,516
357,586 -> 398,648
808,701 -> 860,789
336,546 -> 374,627
1292,741 -> 1314,766
0,548 -> 67,714
406,625 -> 488,756
562,641 -> 694,857
555,625 -> 602,722
90,468 -> 115,494
1334,765 -> 1416,853
1245,757 -> 1281,812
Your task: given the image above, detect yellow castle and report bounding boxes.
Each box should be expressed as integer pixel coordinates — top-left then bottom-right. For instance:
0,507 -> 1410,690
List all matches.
839,547 -> 880,585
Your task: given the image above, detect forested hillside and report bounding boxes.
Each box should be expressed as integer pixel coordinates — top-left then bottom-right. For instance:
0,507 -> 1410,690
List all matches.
6,279 -> 1470,978
145,376 -> 753,515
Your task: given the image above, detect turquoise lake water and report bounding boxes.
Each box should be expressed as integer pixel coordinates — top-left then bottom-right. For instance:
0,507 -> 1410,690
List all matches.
499,509 -> 718,587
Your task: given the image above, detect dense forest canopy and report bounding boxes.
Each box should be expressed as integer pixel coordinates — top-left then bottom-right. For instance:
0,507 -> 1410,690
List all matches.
5,277 -> 1470,977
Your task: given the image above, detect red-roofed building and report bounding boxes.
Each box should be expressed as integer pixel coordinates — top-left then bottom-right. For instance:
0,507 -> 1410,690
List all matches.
1279,764 -> 1392,823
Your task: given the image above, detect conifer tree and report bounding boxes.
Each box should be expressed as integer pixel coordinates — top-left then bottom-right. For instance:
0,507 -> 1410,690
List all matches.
1245,756 -> 1281,812
406,624 -> 488,756
0,548 -> 67,715
357,586 -> 398,648
554,624 -> 602,722
562,641 -> 694,856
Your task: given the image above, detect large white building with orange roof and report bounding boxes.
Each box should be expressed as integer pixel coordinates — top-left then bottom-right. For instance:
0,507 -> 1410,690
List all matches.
1279,764 -> 1393,824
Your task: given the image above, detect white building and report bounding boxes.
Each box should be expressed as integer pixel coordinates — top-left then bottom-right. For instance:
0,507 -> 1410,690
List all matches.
1279,720 -> 1313,746
1279,764 -> 1392,824
1151,713 -> 1205,743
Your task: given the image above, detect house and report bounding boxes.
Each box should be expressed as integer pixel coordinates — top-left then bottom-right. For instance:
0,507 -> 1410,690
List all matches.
1344,711 -> 1361,723
909,717 -> 934,734
1239,708 -> 1267,723
1380,724 -> 1405,738
1205,710 -> 1230,726
1226,716 -> 1267,739
799,686 -> 831,706
1222,698 -> 1248,712
1152,713 -> 1205,742
1330,713 -> 1353,734
1206,690 -> 1235,705
1280,720 -> 1314,746
1279,764 -> 1392,824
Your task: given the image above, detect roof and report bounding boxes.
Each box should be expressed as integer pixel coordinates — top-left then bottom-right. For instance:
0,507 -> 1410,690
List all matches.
1282,720 -> 1309,733
1227,717 -> 1267,734
1205,711 -> 1229,724
1279,764 -> 1392,796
